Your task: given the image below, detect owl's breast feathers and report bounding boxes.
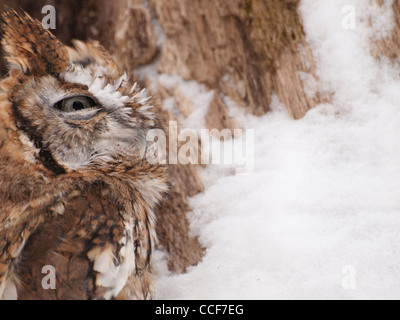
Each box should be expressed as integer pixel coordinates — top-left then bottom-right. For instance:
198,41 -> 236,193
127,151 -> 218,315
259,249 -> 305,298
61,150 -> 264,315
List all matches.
0,177 -> 158,300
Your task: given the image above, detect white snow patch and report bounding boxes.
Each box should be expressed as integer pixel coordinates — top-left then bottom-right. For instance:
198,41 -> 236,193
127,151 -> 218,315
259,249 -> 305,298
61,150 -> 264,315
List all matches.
157,74 -> 214,130
152,0 -> 400,300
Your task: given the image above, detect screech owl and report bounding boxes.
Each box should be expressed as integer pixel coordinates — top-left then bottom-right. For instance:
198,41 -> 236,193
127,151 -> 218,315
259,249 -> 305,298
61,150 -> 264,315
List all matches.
0,8 -> 168,300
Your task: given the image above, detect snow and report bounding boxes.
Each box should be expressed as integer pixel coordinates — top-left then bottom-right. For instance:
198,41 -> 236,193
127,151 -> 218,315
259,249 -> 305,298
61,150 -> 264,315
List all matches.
152,0 -> 400,300
157,74 -> 214,130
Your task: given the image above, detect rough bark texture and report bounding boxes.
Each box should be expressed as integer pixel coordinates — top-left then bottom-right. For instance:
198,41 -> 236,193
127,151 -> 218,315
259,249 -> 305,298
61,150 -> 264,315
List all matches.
150,0 -> 322,119
0,0 -> 326,274
373,0 -> 400,62
152,101 -> 205,273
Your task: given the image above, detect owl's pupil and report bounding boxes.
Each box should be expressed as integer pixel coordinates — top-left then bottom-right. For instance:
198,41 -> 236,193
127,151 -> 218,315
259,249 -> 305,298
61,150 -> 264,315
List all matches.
73,101 -> 84,111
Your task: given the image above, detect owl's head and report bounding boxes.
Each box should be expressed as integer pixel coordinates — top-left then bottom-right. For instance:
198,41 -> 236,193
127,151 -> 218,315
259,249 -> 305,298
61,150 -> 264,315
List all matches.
0,8 -> 160,175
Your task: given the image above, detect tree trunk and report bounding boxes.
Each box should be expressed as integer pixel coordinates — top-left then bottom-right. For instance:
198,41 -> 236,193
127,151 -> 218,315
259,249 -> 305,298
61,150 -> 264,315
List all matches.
150,0 -> 322,119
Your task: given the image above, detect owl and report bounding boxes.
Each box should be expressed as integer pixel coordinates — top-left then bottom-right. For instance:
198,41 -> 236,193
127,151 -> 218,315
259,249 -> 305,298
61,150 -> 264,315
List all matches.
0,8 -> 168,300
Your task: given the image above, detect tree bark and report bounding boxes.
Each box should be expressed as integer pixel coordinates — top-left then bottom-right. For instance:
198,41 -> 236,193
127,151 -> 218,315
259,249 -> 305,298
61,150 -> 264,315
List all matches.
373,0 -> 400,63
150,0 -> 322,119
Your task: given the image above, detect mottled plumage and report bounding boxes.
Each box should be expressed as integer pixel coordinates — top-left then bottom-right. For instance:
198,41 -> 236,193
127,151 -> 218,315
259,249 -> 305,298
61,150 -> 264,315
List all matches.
0,8 -> 167,300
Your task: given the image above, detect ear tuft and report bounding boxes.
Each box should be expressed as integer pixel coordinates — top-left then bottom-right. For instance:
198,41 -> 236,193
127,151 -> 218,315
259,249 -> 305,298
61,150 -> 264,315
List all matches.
1,8 -> 69,75
67,39 -> 120,79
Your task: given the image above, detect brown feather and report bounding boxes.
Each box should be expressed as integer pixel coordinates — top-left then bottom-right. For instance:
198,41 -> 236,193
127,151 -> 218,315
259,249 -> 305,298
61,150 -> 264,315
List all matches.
1,8 -> 68,75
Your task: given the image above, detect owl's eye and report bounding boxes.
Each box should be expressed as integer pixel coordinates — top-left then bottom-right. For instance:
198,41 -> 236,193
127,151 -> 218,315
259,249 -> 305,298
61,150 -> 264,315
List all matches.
55,96 -> 96,112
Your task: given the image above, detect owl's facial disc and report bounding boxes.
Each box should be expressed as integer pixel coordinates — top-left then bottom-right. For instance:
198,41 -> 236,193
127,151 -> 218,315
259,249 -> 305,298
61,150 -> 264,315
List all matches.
11,63 -> 153,174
